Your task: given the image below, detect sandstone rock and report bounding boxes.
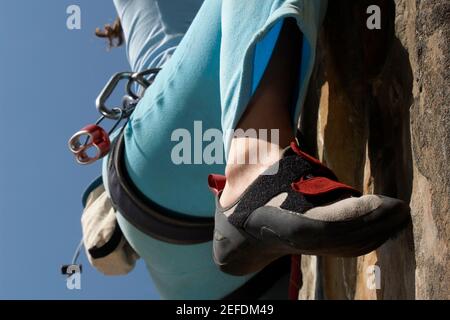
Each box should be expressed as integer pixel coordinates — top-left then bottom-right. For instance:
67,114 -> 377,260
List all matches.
299,0 -> 449,300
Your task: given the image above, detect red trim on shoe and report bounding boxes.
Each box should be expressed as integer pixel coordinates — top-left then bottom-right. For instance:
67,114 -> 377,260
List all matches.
290,142 -> 323,167
208,174 -> 227,196
290,142 -> 338,180
292,176 -> 361,197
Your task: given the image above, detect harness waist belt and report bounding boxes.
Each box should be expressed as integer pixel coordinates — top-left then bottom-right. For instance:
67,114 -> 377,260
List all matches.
107,131 -> 215,245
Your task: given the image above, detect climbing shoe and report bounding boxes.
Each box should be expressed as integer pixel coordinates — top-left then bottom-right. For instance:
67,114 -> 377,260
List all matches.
208,142 -> 411,276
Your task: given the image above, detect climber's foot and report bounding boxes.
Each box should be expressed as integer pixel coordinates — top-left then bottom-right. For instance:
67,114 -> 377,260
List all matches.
209,141 -> 411,276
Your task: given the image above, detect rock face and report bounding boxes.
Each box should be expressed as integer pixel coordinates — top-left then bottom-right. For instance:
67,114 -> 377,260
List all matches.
299,0 -> 449,300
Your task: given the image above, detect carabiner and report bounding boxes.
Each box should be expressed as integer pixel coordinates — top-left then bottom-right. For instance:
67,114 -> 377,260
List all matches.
70,68 -> 161,165
96,72 -> 133,120
126,68 -> 161,100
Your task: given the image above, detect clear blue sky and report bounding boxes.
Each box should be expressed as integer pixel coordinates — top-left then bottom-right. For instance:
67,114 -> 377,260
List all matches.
0,1 -> 159,299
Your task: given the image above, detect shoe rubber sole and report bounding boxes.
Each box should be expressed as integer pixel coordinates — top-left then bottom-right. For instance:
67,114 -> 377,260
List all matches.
213,196 -> 411,276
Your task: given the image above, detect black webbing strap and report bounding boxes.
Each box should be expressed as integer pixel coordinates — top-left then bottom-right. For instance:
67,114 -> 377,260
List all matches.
88,220 -> 124,259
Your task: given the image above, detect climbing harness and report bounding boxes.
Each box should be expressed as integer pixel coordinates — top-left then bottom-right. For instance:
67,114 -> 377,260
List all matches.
68,68 -> 160,165
63,68 -> 159,276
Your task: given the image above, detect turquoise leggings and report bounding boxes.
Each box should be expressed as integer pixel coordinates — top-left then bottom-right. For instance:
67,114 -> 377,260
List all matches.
105,0 -> 327,299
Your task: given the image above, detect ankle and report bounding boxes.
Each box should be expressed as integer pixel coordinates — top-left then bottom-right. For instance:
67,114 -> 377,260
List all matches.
220,137 -> 287,207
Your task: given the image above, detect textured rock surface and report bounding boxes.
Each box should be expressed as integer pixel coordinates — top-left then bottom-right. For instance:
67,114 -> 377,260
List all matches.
299,0 -> 449,300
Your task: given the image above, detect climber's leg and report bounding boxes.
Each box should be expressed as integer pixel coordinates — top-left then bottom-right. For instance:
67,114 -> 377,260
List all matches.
116,0 -> 224,216
220,18 -> 303,207
217,0 -> 328,206
115,0 -> 327,218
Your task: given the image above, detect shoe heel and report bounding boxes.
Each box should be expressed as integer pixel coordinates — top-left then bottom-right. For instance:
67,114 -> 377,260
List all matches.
213,211 -> 282,276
